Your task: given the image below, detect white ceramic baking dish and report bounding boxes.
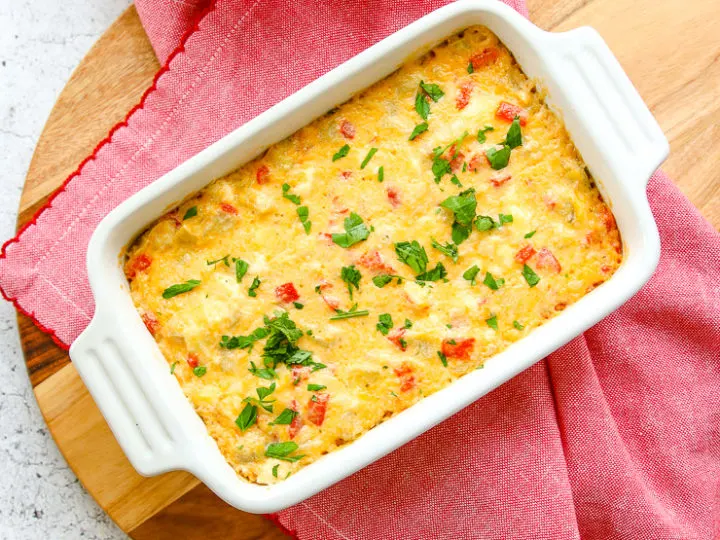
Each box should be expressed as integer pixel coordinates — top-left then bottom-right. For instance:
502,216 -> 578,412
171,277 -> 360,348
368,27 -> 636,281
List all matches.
69,0 -> 668,513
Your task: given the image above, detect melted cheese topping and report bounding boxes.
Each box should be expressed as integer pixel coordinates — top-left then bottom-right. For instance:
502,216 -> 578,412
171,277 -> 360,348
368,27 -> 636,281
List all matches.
125,26 -> 622,484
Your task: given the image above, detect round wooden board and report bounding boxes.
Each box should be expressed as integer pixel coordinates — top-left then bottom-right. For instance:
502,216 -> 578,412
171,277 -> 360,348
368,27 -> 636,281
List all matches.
16,1 -> 720,538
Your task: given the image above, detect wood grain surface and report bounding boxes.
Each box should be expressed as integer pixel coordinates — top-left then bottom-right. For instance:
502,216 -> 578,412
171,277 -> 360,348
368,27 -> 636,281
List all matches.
16,0 -> 720,538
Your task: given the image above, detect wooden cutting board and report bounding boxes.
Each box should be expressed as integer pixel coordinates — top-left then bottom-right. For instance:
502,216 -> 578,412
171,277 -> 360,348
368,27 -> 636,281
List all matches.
16,1 -> 720,538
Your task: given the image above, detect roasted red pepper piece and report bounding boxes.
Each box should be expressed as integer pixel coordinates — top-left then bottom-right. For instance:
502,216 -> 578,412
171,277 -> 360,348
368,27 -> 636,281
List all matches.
275,282 -> 300,303
307,393 -> 329,426
441,337 -> 475,361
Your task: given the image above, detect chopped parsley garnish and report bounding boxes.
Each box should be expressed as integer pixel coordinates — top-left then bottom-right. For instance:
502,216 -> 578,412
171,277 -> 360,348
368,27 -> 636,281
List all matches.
450,174 -> 463,187
235,259 -> 249,282
332,144 -> 350,161
183,206 -> 197,220
248,276 -> 261,297
440,188 -> 477,245
505,116 -> 523,149
170,362 -> 178,374
270,408 -> 298,426
265,441 -> 305,462
220,326 -> 269,350
332,212 -> 370,248
409,122 -> 428,141
162,279 -> 201,299
486,145 -> 511,170
307,384 -> 326,391
404,319 -> 413,329
330,304 -> 370,320
432,156 -> 452,184
463,265 -> 480,285
272,464 -> 279,478
235,403 -> 257,432
282,183 -> 301,205
415,91 -> 430,120
483,272 -> 505,290
340,265 -> 362,300
467,62 -> 474,74
377,313 -> 393,335
207,255 -> 230,266
193,366 -> 207,377
486,315 -> 499,331
513,320 -> 525,330
419,81 -> 445,102
243,382 -> 277,412
378,166 -> 385,183
297,205 -> 311,234
431,238 -> 459,263
416,262 -> 447,282
477,125 -> 494,143
293,302 -> 304,309
498,213 -> 514,226
475,215 -> 496,231
372,274 -> 404,288
524,230 -> 536,239
395,240 -> 428,274
522,264 -> 541,287
438,351 -> 448,367
361,147 -> 378,169
249,361 -> 277,380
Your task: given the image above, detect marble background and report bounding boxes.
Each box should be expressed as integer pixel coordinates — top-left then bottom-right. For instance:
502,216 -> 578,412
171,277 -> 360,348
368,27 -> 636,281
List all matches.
0,1 -> 134,538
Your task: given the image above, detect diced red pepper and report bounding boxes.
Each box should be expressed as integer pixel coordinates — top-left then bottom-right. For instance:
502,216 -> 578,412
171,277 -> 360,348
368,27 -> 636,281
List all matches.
601,265 -> 611,273
456,80 -> 474,110
393,363 -> 416,392
449,151 -> 465,173
469,47 -> 499,70
357,250 -> 395,274
340,119 -> 355,139
322,294 -> 340,311
307,393 -> 329,426
291,365 -> 311,384
220,202 -> 238,215
536,248 -> 562,273
340,171 -> 353,180
319,232 -> 334,245
515,244 -> 536,264
256,165 -> 270,184
288,400 -> 302,439
386,186 -> 401,207
599,205 -> 617,232
441,337 -> 475,361
275,282 -> 300,303
387,328 -> 408,351
141,312 -> 160,336
126,253 -> 152,280
187,353 -> 199,369
496,101 -> 528,125
468,154 -> 488,172
490,172 -> 511,187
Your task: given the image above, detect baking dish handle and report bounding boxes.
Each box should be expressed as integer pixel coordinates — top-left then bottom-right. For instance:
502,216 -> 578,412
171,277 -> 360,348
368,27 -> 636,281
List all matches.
69,311 -> 182,476
544,27 -> 669,187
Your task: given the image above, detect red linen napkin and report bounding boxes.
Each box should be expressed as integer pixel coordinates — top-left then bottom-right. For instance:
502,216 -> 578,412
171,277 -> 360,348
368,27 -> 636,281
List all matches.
1,0 -> 718,538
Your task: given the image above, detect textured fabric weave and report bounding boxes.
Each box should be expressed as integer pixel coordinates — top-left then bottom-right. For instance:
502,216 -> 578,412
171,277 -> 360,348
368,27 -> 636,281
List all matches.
1,1 -> 718,538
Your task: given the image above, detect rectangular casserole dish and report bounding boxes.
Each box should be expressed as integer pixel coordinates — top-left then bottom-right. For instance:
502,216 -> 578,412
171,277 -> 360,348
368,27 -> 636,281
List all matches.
69,0 -> 668,514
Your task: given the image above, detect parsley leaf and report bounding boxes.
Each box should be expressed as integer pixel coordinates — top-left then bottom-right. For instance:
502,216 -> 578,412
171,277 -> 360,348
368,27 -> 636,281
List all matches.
256,383 -> 276,401
475,215 -> 496,231
296,205 -> 311,234
332,144 -> 350,161
483,271 -> 505,290
486,145 -> 511,170
463,265 -> 480,285
486,315 -> 499,331
404,319 -> 413,329
193,366 -> 207,377
207,255 -> 230,267
249,361 -> 277,380
372,274 -> 404,288
522,264 -> 541,287
340,265 -> 362,300
377,313 -> 393,335
220,326 -> 269,350
378,166 -> 384,183
498,213 -> 513,226
513,320 -> 525,330
431,238 -> 459,263
361,148 -> 378,169
270,408 -> 298,426
265,441 -> 304,462
477,125 -> 494,143
450,174 -> 463,187
282,183 -> 301,205
420,81 -> 444,102
440,189 -> 477,225
272,464 -> 279,478
416,262 -> 447,282
467,62 -> 474,74
438,351 -> 448,367
505,116 -> 522,149
332,212 -> 370,248
162,279 -> 201,299
235,259 -> 249,283
293,302 -> 303,309
409,122 -> 428,141
307,384 -> 326,391
248,276 -> 261,297
235,402 -> 257,432
330,304 -> 369,320
170,362 -> 177,374
183,206 -> 198,220
395,241 -> 428,274
524,230 -> 536,239
415,91 -> 430,120
432,156 -> 452,183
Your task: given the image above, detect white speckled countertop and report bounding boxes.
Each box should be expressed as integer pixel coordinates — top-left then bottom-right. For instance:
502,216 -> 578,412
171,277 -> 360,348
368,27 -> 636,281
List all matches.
0,1 -> 133,538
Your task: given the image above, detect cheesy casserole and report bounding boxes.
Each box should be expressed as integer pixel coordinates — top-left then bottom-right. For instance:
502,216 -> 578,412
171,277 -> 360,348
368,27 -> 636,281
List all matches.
125,26 -> 622,484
